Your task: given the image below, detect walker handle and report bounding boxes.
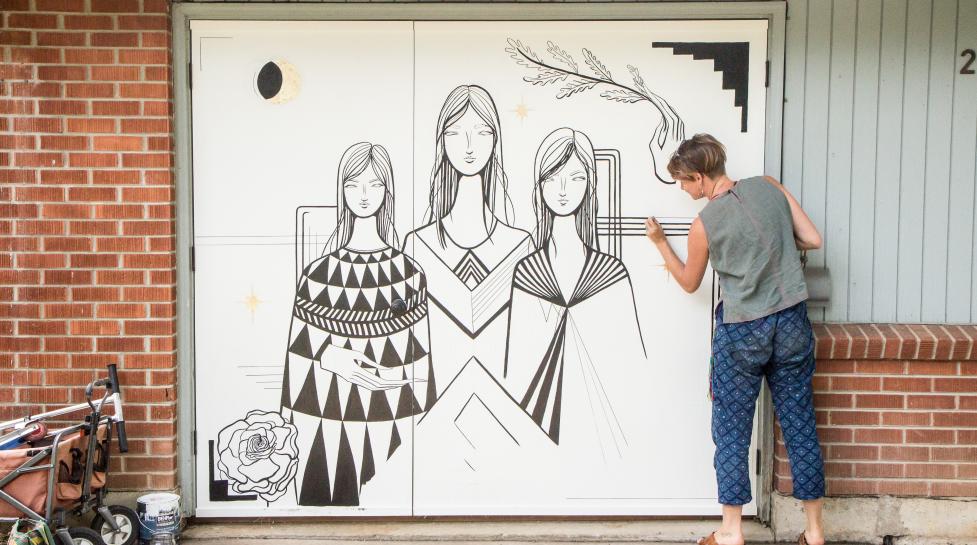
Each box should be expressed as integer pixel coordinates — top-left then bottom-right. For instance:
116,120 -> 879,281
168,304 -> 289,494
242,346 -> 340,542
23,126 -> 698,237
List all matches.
107,364 -> 129,453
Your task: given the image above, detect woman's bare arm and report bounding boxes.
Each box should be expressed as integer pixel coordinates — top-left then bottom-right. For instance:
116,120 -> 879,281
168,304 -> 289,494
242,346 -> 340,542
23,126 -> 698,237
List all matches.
763,176 -> 822,250
646,217 -> 710,293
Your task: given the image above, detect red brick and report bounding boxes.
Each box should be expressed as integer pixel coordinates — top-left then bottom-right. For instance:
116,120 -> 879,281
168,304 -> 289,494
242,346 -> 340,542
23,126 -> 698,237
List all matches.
826,479 -> 878,495
930,482 -> 977,497
0,304 -> 41,319
854,428 -> 904,444
40,135 -> 88,151
92,170 -> 139,185
830,445 -> 879,460
7,13 -> 59,28
854,462 -> 904,478
96,304 -> 145,319
124,320 -> 173,336
40,170 -> 87,184
67,118 -> 115,133
91,0 -> 140,11
0,204 -> 40,218
94,136 -> 143,151
883,377 -> 933,392
45,336 -> 94,352
66,82 -> 116,98
856,394 -> 905,409
961,397 -> 977,410
933,412 -> 977,427
15,187 -> 64,202
70,353 -> 119,369
19,388 -> 68,404
149,269 -> 174,283
120,83 -> 168,99
69,153 -> 118,168
118,15 -> 168,31
43,269 -> 92,285
64,49 -> 116,65
140,32 -> 169,48
18,287 -> 67,302
959,464 -> 977,478
97,270 -> 143,285
11,47 -> 62,64
118,49 -> 167,64
64,15 -> 114,30
906,429 -> 955,444
123,287 -> 173,301
817,427 -> 854,443
70,253 -> 117,268
69,320 -> 120,336
907,394 -> 956,410
122,254 -> 172,269
121,118 -> 169,133
71,287 -> 120,302
147,136 -> 171,151
13,117 -> 63,133
19,354 -> 69,368
856,360 -> 906,374
36,31 -> 87,46
45,303 -> 93,319
0,269 -> 40,284
123,221 -> 171,236
815,393 -> 853,408
882,411 -> 932,426
832,376 -> 881,391
930,447 -> 977,462
35,0 -> 85,10
68,187 -> 117,202
144,66 -> 170,82
94,205 -> 143,219
142,101 -> 171,117
962,362 -> 977,375
0,337 -> 41,352
18,319 -> 67,336
89,32 -> 138,48
908,361 -> 959,376
93,101 -> 141,116
39,100 -> 86,115
17,253 -> 66,269
9,82 -> 60,99
829,410 -> 880,426
878,481 -> 929,496
0,237 -> 39,252
881,446 -> 931,462
97,237 -> 143,252
123,354 -> 174,370
15,152 -> 64,168
934,377 -> 977,392
0,99 -> 35,115
0,30 -> 32,45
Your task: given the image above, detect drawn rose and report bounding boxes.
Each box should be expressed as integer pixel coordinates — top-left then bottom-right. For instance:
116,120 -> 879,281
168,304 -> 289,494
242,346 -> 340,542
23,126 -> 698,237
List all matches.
216,410 -> 298,502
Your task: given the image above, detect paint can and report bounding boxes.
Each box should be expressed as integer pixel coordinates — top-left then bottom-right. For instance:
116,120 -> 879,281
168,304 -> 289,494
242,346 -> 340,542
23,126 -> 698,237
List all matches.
136,492 -> 181,544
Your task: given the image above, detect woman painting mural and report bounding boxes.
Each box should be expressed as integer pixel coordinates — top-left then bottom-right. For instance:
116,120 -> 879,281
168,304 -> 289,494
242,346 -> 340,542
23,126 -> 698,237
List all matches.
645,134 -> 825,545
281,142 -> 434,507
405,85 -> 533,391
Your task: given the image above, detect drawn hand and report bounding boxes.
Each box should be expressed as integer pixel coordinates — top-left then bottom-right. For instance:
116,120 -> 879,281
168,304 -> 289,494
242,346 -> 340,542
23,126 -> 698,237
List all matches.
645,217 -> 667,244
320,345 -> 416,391
648,110 -> 685,184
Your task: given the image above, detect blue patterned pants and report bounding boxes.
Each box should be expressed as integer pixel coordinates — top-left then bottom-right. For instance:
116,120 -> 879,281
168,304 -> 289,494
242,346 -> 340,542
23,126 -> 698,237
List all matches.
711,301 -> 825,505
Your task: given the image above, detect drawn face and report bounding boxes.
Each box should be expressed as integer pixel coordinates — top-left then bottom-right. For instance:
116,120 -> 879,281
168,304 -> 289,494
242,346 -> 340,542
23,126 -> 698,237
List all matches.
444,107 -> 495,176
343,167 -> 386,218
542,154 -> 589,216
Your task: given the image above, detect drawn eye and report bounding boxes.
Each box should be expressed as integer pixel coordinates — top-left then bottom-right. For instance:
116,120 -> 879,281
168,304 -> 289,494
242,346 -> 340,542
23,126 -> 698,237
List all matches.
573,176 -> 587,183
369,182 -> 385,188
444,130 -> 459,137
344,183 -> 357,189
478,130 -> 494,136
255,60 -> 300,104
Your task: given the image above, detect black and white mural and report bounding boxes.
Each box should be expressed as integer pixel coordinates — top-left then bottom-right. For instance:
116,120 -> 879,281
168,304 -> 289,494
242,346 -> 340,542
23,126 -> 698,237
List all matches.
191,19 -> 768,517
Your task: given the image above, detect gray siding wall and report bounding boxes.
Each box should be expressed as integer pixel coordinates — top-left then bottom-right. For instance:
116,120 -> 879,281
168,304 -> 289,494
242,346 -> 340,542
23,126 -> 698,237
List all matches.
785,0 -> 977,323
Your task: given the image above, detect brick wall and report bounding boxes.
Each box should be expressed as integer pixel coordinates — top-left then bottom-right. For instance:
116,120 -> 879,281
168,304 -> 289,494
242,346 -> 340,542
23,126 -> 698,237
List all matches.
775,325 -> 977,498
0,0 -> 176,491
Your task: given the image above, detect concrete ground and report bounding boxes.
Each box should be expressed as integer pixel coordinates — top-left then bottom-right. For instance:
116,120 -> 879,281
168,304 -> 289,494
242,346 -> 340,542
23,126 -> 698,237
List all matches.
180,520 -> 788,544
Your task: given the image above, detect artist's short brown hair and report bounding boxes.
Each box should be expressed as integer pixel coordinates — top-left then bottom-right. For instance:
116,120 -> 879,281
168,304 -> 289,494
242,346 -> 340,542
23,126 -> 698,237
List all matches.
667,133 -> 727,180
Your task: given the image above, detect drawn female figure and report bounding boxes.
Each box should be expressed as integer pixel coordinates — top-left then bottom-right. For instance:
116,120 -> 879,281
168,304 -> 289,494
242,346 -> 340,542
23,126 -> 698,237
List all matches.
280,142 -> 435,506
504,128 -> 646,463
404,85 -> 533,392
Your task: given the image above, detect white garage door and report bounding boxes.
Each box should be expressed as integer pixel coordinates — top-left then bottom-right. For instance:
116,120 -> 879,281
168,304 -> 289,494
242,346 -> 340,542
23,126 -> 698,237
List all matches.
190,17 -> 768,517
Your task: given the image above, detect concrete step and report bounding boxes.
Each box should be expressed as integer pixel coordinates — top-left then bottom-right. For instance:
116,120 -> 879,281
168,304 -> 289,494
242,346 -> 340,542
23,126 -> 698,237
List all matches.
181,520 -> 776,543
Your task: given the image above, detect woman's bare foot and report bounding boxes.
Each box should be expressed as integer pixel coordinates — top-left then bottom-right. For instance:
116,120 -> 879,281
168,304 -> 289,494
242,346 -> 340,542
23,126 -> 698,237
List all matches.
803,529 -> 825,545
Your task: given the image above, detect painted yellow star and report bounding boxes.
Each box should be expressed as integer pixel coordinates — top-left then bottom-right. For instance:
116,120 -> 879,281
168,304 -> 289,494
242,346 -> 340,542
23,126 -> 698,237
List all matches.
511,101 -> 531,121
656,263 -> 672,283
242,287 -> 263,322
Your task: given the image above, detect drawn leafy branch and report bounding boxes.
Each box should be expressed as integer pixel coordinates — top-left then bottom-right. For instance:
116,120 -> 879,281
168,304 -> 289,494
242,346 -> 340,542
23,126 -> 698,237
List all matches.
505,37 -> 686,148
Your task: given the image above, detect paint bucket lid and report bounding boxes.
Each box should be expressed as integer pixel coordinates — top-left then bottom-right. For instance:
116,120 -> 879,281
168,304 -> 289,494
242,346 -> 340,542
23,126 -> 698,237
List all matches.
138,492 -> 180,504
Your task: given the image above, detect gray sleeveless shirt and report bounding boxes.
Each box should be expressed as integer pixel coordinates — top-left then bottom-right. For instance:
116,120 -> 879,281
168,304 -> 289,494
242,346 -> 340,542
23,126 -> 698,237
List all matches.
698,176 -> 808,323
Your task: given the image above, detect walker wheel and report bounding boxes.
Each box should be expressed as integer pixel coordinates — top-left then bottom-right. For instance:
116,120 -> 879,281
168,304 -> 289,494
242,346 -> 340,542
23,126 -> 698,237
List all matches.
66,527 -> 106,545
90,505 -> 138,545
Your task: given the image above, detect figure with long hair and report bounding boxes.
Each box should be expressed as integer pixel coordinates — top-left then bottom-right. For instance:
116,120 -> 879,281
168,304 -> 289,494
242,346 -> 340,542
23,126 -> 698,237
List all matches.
280,142 -> 435,506
404,84 -> 533,392
504,127 -> 646,462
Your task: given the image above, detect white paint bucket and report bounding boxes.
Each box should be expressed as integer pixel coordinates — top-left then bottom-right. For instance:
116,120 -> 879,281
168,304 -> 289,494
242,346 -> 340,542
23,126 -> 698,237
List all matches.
136,492 -> 181,544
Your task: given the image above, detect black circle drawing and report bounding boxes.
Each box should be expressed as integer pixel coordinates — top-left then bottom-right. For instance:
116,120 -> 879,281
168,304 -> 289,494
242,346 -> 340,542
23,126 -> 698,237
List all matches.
256,61 -> 283,100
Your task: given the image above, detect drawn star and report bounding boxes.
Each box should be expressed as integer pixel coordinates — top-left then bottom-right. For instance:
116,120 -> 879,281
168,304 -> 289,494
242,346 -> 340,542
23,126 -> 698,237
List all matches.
656,263 -> 672,283
242,287 -> 263,323
511,100 -> 532,122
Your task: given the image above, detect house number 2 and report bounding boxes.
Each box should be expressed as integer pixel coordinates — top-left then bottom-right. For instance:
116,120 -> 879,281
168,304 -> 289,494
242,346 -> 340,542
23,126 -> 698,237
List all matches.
962,49 -> 976,75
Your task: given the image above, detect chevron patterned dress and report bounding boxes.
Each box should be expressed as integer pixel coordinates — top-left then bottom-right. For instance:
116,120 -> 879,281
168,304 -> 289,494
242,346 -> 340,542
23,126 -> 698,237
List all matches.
280,246 -> 435,506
